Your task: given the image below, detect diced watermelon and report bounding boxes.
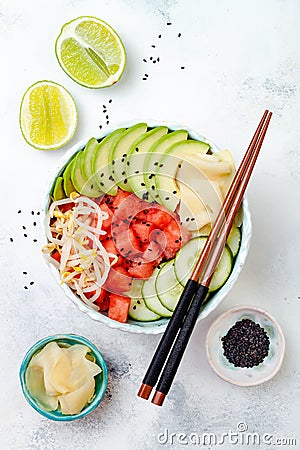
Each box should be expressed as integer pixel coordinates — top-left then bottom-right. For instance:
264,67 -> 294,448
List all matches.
162,219 -> 182,260
102,237 -> 122,265
131,222 -> 157,244
99,202 -> 114,232
108,293 -> 131,323
59,202 -> 74,213
128,260 -> 155,279
104,266 -> 132,294
111,189 -> 131,210
51,250 -> 61,262
142,240 -> 164,265
113,224 -> 142,257
95,289 -> 110,311
144,207 -> 174,229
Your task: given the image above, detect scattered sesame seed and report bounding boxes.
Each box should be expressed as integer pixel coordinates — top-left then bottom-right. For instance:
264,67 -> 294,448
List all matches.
30,281 -> 34,286
151,45 -> 156,48
31,211 -> 34,215
167,22 -> 172,25
24,286 -> 28,290
157,57 -> 160,62
33,222 -> 37,226
178,33 -> 181,37
109,99 -> 112,103
153,60 -> 157,64
142,77 -> 147,80
10,237 -> 13,242
99,125 -> 102,129
150,56 -> 153,61
181,66 -> 185,69
18,210 -> 21,214
103,109 -> 107,113
24,234 -> 27,237
103,104 -> 106,109
143,58 -> 147,62
37,212 -> 40,216
158,34 -> 162,38
106,115 -> 109,119
33,239 -> 37,243
106,121 -> 109,125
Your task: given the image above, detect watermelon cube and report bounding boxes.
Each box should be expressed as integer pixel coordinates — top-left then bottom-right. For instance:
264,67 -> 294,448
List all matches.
108,294 -> 131,323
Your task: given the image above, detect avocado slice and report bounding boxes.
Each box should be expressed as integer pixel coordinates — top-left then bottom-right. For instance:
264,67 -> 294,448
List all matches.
71,152 -> 103,197
109,123 -> 147,192
155,140 -> 210,211
143,130 -> 188,203
63,158 -> 76,197
80,138 -> 100,182
92,128 -> 126,195
53,176 -> 66,201
125,126 -> 168,199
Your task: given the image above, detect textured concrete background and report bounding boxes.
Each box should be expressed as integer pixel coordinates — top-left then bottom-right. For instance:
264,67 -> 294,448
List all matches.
0,0 -> 299,448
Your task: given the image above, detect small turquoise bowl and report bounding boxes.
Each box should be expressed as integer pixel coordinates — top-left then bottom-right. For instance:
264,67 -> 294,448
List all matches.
19,334 -> 108,421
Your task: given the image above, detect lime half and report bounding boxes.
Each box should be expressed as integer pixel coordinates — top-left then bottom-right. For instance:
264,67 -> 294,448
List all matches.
55,16 -> 126,89
20,80 -> 78,150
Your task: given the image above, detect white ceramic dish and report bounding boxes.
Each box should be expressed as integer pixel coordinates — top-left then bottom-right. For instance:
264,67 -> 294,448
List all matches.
42,121 -> 252,334
206,306 -> 285,386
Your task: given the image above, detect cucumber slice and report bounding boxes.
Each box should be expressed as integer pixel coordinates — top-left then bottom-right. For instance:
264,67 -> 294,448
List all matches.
71,152 -> 103,197
227,226 -> 241,257
53,176 -> 65,200
93,128 -> 126,195
109,123 -> 147,192
126,126 -> 168,200
174,236 -> 233,292
156,260 -> 184,311
63,158 -> 76,197
142,266 -> 173,317
129,297 -> 161,322
209,245 -> 233,291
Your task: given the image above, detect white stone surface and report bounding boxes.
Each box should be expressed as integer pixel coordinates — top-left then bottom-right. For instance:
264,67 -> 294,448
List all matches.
0,0 -> 299,448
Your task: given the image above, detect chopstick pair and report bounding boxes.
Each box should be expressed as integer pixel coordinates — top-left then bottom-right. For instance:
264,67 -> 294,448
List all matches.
138,110 -> 272,406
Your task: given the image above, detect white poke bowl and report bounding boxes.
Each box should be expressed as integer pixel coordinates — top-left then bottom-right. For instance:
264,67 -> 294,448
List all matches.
42,121 -> 252,334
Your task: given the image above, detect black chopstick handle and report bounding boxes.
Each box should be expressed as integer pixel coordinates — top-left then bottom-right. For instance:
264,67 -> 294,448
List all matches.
141,279 -> 199,387
155,284 -> 209,395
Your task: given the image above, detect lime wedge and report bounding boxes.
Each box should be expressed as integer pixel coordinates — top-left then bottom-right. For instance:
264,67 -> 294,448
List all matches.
55,16 -> 126,89
20,80 -> 77,150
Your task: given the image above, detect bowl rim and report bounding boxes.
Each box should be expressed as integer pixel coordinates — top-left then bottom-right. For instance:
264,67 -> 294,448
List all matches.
41,120 -> 252,334
19,334 -> 108,421
205,305 -> 285,386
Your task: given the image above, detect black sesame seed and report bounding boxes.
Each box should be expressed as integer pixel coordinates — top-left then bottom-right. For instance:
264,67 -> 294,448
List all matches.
106,115 -> 109,119
186,218 -> 190,222
135,170 -> 139,174
172,190 -> 177,194
106,121 -> 109,125
137,300 -> 141,304
10,237 -> 13,242
31,211 -> 34,215
123,179 -> 128,184
151,45 -> 156,48
30,281 -> 34,286
22,225 -> 26,230
33,221 -> 37,226
159,164 -> 163,167
138,261 -> 142,266
153,60 -> 157,64
24,286 -> 28,290
141,183 -> 145,187
167,22 -> 172,25
142,77 -> 147,80
181,66 -> 185,69
24,234 -> 27,237
143,58 -> 147,62
123,154 -> 127,157
154,162 -> 158,166
23,271 -> 27,275
109,99 -> 112,103
157,57 -> 160,62
33,239 -> 37,243
18,210 -> 21,214
37,212 -> 40,216
103,109 -> 107,113
150,56 -> 153,61
175,239 -> 179,243
158,34 -> 162,38
122,171 -> 125,175
178,33 -> 181,37
112,161 -> 115,165
191,218 -> 195,221
100,182 -> 104,187
91,184 -> 94,189
135,147 -> 139,152
133,305 -> 136,310
99,125 -> 102,129
165,197 -> 170,201
103,104 -> 106,109
127,161 -> 130,166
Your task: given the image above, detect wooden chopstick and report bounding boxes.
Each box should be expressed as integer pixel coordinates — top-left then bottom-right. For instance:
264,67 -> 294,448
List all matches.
138,111 -> 272,404
151,111 -> 272,406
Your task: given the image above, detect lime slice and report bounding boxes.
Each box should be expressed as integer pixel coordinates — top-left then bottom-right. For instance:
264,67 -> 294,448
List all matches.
20,80 -> 77,150
55,16 -> 126,89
